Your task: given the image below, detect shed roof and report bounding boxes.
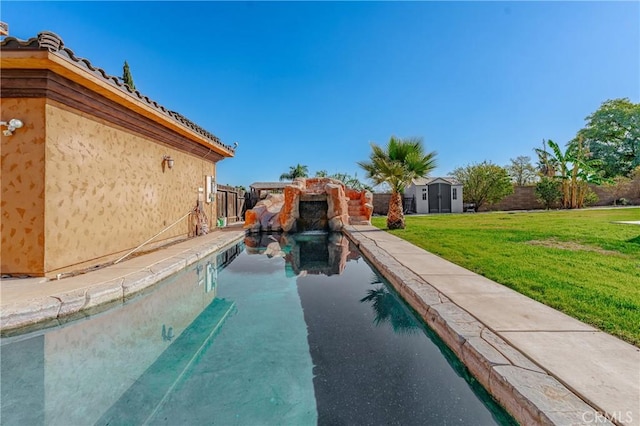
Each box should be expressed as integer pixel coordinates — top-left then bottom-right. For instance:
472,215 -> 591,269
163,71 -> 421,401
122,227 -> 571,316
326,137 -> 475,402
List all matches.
250,182 -> 291,190
411,177 -> 462,186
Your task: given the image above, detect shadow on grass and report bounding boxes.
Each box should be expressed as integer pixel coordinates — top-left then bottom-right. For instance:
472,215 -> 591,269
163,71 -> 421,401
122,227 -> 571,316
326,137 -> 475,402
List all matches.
626,235 -> 640,245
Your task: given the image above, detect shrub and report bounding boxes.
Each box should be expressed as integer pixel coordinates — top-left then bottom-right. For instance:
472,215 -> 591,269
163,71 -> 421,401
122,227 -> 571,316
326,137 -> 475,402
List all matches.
535,177 -> 562,209
450,161 -> 514,211
583,188 -> 599,207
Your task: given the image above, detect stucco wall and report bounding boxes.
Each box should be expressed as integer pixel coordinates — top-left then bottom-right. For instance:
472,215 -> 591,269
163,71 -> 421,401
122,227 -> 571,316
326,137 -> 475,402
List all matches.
1,98 -> 47,275
42,102 -> 216,274
372,193 -> 392,215
1,97 -> 219,276
480,184 -> 640,211
480,186 -> 544,211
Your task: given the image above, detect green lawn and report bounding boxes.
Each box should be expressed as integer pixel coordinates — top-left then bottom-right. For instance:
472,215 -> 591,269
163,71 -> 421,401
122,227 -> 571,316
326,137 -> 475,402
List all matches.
372,208 -> 640,346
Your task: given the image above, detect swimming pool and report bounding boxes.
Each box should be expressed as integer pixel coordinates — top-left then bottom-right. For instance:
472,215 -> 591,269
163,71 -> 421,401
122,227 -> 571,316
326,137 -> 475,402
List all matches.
1,232 -> 515,425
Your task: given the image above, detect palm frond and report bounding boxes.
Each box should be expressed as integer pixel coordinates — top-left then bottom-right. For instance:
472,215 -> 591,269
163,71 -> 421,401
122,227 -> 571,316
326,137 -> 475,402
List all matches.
358,136 -> 437,194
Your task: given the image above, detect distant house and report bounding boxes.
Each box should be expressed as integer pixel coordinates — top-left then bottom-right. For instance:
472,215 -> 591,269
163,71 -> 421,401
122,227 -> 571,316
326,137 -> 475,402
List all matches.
405,177 -> 463,214
1,32 -> 235,277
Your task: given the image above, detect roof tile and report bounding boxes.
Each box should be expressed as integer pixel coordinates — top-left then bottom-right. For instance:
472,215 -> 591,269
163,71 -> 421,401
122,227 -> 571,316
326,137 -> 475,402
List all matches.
1,31 -> 233,155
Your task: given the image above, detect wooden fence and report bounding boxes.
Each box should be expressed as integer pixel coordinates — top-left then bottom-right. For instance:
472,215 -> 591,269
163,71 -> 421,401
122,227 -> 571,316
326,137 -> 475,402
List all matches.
216,185 -> 246,223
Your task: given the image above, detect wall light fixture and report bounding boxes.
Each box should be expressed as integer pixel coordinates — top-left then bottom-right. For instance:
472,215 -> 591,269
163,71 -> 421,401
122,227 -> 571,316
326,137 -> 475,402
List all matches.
1,119 -> 24,136
163,155 -> 174,171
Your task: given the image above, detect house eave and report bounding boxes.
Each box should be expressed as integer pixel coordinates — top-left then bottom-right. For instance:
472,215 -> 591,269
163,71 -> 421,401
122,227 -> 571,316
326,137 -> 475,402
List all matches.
1,46 -> 233,159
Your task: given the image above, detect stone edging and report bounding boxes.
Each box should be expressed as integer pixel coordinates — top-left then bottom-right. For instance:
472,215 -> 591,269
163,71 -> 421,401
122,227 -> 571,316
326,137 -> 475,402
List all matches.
0,231 -> 246,334
343,225 -> 611,426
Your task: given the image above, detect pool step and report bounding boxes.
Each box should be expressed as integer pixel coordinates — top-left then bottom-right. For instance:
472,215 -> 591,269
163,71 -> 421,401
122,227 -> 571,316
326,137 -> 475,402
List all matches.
346,198 -> 372,225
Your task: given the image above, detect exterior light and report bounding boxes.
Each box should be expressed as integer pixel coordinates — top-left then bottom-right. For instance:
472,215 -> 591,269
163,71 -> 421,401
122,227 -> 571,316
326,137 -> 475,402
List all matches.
1,118 -> 24,136
163,155 -> 174,171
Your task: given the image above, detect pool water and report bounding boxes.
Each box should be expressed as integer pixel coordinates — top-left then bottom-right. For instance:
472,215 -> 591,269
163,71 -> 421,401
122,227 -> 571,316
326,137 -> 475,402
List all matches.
1,233 -> 515,425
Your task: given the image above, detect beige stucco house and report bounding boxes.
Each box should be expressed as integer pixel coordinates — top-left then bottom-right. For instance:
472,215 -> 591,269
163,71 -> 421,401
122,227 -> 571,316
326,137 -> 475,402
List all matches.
1,31 -> 235,278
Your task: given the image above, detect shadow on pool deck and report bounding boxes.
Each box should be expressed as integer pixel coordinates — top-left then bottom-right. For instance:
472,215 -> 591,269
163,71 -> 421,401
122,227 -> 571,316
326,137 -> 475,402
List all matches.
1,222 -> 638,425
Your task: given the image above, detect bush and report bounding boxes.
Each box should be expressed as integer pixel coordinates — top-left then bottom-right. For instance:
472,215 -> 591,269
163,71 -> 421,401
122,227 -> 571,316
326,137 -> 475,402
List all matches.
535,177 -> 562,209
450,161 -> 513,211
583,188 -> 599,207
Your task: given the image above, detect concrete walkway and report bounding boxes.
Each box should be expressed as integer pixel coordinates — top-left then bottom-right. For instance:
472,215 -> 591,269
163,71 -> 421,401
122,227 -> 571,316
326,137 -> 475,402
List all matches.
2,224 -> 638,425
344,224 -> 639,426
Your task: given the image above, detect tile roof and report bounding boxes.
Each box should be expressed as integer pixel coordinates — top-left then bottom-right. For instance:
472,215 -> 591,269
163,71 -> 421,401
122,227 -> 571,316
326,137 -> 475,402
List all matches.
1,31 -> 234,155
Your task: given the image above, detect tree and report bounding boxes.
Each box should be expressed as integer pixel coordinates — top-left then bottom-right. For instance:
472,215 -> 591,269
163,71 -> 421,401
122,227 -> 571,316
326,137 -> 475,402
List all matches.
536,139 -> 557,178
535,177 -> 562,209
279,164 -> 308,181
576,98 -> 640,178
451,161 -> 513,211
315,170 -> 373,191
534,138 -> 604,209
333,172 -> 373,191
358,136 -> 437,229
122,61 -> 135,90
630,165 -> 640,199
606,176 -> 632,205
506,156 -> 537,186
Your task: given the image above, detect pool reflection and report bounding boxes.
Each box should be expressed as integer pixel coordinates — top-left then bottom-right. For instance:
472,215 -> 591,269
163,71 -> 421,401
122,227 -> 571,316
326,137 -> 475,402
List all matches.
0,243 -> 242,426
1,236 -> 515,425
360,274 -> 420,334
244,232 -> 421,334
244,232 -> 360,277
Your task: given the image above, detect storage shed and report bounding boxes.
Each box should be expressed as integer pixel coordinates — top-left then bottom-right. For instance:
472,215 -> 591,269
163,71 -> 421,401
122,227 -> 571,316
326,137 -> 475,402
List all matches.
405,177 -> 463,214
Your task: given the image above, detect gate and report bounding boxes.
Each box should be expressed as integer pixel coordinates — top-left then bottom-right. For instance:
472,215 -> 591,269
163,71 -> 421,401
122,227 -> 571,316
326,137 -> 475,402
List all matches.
216,185 -> 246,223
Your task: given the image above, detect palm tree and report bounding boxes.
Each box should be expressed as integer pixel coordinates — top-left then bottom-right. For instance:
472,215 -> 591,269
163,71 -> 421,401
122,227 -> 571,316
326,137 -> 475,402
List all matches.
358,136 -> 437,229
359,274 -> 419,334
279,164 -> 309,181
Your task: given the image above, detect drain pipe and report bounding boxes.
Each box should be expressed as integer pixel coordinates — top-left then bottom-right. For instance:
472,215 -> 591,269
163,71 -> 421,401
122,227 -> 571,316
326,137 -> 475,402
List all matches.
114,208 -> 196,264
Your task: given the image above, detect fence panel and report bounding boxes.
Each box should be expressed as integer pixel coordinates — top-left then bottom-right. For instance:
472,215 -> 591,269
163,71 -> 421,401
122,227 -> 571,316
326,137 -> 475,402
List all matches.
216,185 -> 246,223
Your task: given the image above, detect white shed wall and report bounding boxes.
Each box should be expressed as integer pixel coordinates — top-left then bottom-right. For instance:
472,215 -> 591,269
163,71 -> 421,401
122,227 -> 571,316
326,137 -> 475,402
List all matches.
451,185 -> 463,213
406,181 -> 464,214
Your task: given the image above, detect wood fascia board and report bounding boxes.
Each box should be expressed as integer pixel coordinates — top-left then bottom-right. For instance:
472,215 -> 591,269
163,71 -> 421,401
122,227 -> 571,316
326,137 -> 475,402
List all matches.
1,51 -> 234,158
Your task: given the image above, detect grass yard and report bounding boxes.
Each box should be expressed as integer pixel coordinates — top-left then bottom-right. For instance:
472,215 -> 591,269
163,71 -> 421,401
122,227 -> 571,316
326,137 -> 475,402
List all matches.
372,207 -> 640,346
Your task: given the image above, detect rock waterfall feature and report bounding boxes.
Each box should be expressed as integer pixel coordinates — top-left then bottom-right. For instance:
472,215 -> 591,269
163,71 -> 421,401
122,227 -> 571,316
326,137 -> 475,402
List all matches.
244,178 -> 373,233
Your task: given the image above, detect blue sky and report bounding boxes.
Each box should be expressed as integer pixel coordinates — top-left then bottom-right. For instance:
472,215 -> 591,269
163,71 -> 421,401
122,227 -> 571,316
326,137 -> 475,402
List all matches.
2,1 -> 639,189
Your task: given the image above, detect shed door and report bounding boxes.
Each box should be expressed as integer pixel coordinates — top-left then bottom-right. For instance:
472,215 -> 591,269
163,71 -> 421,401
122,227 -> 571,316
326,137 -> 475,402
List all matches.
428,183 -> 451,213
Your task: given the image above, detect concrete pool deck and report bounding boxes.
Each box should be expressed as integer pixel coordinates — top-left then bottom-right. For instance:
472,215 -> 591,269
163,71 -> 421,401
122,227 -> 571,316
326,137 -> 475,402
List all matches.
1,223 -> 638,425
0,225 -> 248,333
344,224 -> 639,426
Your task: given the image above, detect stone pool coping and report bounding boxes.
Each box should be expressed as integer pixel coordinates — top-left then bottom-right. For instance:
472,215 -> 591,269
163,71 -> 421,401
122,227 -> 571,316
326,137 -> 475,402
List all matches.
2,224 -> 638,425
343,224 -> 639,426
